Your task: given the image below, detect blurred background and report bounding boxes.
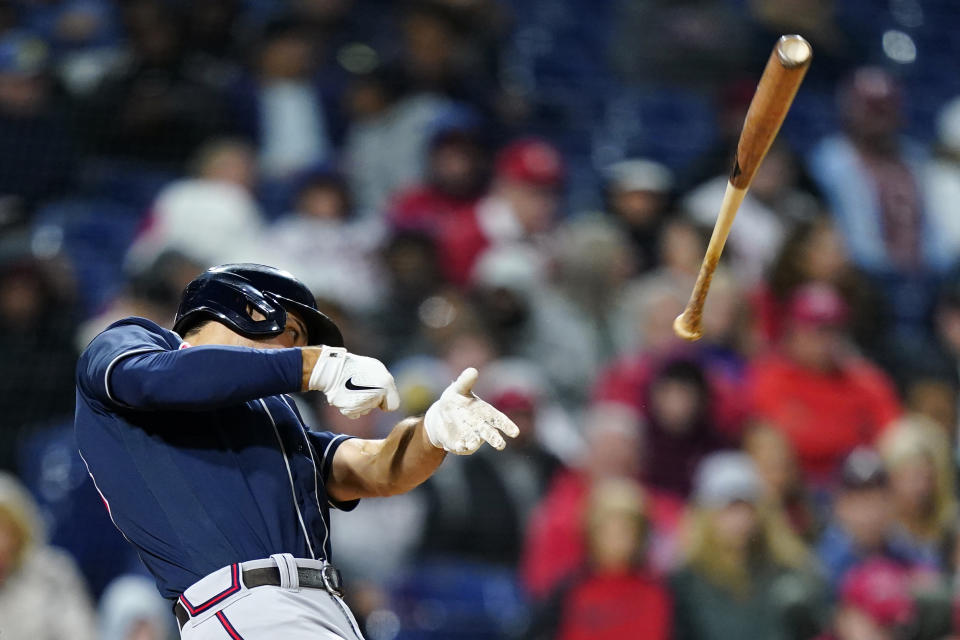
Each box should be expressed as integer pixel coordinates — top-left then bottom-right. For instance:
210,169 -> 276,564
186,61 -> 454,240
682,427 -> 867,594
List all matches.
1,0 -> 960,639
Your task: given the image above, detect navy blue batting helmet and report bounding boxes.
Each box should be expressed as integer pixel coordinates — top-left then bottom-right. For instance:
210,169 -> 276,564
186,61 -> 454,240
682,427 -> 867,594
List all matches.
173,264 -> 344,347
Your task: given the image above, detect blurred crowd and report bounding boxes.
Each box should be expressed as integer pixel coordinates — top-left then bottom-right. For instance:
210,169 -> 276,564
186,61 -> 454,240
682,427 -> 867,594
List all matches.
1,0 -> 960,639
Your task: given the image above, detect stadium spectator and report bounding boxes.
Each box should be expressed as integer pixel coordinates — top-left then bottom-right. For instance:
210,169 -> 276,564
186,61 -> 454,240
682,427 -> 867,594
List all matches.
417,371 -> 562,567
265,166 -> 385,313
614,219 -> 707,348
595,345 -> 745,475
609,0 -> 749,90
878,420 -> 957,571
0,235 -> 77,471
814,560 -> 916,640
82,0 -> 226,165
368,230 -> 445,363
127,138 -> 265,268
691,269 -> 752,379
522,403 -> 685,600
530,217 -> 635,405
808,68 -> 946,273
472,358 -> 581,464
0,30 -> 77,213
620,244 -> 749,378
670,452 -> 823,640
99,574 -> 177,640
76,249 -> 203,347
748,283 -> 901,480
526,478 -> 672,640
743,0 -> 860,90
685,142 -> 819,285
751,216 -> 883,357
388,109 -> 488,232
229,18 -> 337,181
744,424 -> 819,541
613,275 -> 690,357
912,271 -> 960,390
925,96 -> 960,257
603,158 -> 674,273
816,448 -> 914,591
0,472 -> 97,639
902,378 -> 957,438
439,137 -> 565,285
470,243 -> 599,409
181,0 -> 243,73
807,68 -> 952,352
342,66 -> 456,213
395,2 -> 492,101
642,356 -> 731,497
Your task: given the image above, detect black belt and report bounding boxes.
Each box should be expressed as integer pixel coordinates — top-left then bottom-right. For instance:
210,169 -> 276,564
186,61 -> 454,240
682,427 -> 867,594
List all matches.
174,564 -> 343,629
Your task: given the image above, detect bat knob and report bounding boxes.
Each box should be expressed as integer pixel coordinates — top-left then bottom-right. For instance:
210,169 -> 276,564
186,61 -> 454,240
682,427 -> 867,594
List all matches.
672,314 -> 703,342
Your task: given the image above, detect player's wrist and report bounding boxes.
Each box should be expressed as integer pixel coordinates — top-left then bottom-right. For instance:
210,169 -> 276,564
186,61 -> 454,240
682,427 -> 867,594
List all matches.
307,346 -> 347,392
300,347 -> 323,391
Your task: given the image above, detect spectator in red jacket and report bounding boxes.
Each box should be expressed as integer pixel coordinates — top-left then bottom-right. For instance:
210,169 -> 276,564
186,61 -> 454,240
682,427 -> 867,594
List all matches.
748,283 -> 901,482
526,478 -> 672,640
388,111 -> 488,232
437,137 -> 565,285
521,403 -> 684,600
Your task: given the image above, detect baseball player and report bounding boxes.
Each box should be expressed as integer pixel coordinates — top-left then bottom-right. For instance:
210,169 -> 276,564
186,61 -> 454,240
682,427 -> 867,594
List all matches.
74,263 -> 519,640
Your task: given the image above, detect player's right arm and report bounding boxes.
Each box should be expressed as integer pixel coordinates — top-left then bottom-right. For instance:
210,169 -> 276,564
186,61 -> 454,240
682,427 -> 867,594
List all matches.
78,322 -> 306,411
78,320 -> 399,414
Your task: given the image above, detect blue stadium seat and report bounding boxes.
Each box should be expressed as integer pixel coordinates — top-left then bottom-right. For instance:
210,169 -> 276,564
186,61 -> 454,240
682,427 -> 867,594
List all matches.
596,87 -> 717,172
32,198 -> 143,316
387,559 -> 530,640
78,158 -> 178,210
17,421 -> 146,599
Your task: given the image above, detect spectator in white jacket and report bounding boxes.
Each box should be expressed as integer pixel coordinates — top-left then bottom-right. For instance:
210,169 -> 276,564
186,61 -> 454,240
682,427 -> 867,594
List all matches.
265,167 -> 386,314
127,138 -> 266,269
925,96 -> 960,257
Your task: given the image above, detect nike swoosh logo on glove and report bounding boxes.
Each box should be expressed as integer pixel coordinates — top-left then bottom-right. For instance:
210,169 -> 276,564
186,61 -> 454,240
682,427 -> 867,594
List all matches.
344,377 -> 382,391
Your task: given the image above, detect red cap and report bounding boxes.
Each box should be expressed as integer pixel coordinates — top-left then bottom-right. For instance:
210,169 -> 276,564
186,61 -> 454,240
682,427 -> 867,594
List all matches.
786,283 -> 850,327
840,560 -> 914,627
495,138 -> 565,187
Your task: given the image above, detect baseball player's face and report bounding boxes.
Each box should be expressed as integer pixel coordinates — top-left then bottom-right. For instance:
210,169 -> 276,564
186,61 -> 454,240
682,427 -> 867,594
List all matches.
244,307 -> 309,349
185,307 -> 309,349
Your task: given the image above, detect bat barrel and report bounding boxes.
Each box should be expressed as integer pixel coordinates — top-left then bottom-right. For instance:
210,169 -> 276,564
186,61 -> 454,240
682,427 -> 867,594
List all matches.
729,35 -> 812,189
672,35 -> 811,342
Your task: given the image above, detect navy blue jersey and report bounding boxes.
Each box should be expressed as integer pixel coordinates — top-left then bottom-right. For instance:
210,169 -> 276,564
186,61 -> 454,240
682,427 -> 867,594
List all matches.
74,317 -> 356,600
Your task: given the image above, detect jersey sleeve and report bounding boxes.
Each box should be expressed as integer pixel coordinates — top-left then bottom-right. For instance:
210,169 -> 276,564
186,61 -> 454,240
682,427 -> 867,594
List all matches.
77,321 -> 304,411
307,430 -> 359,512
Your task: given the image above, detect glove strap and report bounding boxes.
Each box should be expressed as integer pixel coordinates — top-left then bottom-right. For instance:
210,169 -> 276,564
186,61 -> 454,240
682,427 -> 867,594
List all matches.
422,402 -> 447,450
309,346 -> 347,392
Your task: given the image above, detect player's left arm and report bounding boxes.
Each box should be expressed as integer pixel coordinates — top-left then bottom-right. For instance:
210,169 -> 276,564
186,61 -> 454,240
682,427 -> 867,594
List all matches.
327,368 -> 519,501
327,417 -> 445,501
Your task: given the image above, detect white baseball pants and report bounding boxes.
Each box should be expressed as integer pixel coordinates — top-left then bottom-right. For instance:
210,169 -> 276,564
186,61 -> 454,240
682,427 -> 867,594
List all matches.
176,555 -> 365,640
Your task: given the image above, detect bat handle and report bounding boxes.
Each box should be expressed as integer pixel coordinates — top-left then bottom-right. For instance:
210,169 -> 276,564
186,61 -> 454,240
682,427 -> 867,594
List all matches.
673,183 -> 748,341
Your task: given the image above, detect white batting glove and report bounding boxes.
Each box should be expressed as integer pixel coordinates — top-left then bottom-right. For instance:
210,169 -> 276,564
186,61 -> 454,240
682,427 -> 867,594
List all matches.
309,347 -> 400,419
424,368 -> 520,455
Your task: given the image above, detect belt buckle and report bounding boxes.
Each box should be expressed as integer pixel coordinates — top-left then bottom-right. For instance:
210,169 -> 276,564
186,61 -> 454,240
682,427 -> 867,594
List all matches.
321,565 -> 343,597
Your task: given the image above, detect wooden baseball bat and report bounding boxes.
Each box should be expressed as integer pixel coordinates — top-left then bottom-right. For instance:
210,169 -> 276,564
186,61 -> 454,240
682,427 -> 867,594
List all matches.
673,35 -> 812,341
